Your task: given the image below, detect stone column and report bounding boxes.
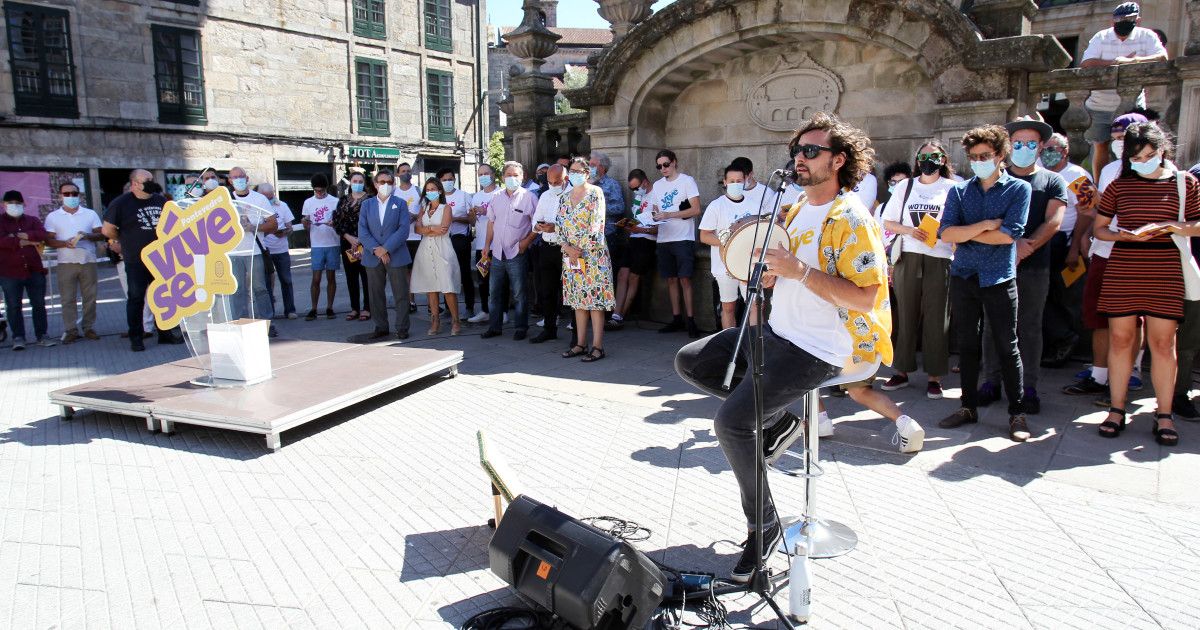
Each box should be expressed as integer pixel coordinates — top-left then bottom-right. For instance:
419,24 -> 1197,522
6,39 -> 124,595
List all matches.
1059,90 -> 1094,167
501,2 -> 561,168
593,0 -> 653,40
1176,58 -> 1200,165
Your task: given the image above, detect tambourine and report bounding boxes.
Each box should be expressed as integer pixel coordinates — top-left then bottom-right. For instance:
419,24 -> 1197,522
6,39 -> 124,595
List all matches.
718,216 -> 789,283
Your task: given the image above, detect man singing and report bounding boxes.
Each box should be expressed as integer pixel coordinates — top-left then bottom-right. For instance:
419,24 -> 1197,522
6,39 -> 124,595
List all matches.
675,112 -> 891,583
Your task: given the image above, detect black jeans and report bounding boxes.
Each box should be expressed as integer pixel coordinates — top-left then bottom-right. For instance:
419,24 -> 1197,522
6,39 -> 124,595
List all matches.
1043,231 -> 1082,352
533,240 -> 563,330
344,256 -> 370,313
124,259 -> 153,337
951,275 -> 1024,415
451,234 -> 475,312
675,325 -> 839,528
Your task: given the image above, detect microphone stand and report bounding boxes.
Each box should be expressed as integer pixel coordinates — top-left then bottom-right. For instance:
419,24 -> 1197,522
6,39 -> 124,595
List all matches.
709,168 -> 797,628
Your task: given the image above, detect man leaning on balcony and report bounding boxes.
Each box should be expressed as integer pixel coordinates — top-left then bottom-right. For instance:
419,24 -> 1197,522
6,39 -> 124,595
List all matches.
1079,2 -> 1168,181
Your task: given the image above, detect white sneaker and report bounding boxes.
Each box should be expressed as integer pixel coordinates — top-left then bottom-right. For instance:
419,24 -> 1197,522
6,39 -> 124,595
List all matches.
536,318 -> 545,328
468,311 -> 489,323
817,412 -> 834,437
892,415 -> 925,454
287,313 -> 298,320
503,313 -> 510,324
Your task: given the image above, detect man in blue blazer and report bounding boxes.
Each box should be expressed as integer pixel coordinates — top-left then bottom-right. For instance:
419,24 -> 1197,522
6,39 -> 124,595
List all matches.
358,169 -> 413,340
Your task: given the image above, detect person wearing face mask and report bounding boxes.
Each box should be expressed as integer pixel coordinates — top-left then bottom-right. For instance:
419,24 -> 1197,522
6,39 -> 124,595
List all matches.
393,162 -> 421,316
43,182 -> 105,343
1039,133 -> 1098,368
558,157 -> 615,362
302,173 -> 340,321
225,166 -> 278,333
410,177 -> 462,336
357,169 -> 413,341
699,163 -> 768,330
102,169 -> 185,351
1092,122 -> 1200,448
332,171 -> 372,321
1080,2 -> 1168,182
971,117 -> 1067,415
438,168 -> 476,321
481,162 -> 538,340
879,140 -> 958,401
614,169 -> 658,325
938,125 -> 1033,443
256,182 -> 296,321
1,190 -> 53,351
529,165 -> 567,343
468,165 -> 498,324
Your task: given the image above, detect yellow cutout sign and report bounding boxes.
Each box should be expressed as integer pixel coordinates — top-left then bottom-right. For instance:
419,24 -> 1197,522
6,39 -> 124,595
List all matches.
140,187 -> 244,329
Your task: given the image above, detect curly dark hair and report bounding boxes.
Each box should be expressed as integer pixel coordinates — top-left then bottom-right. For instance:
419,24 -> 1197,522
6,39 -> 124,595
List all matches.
789,111 -> 876,192
961,125 -> 1012,164
1120,122 -> 1174,179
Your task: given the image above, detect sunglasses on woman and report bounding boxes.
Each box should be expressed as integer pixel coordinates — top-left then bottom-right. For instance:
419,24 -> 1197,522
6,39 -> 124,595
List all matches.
790,143 -> 832,159
916,152 -> 944,162
655,161 -> 672,170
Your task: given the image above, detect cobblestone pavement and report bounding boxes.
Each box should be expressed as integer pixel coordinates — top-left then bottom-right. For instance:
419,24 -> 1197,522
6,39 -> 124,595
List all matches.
1,254 -> 1198,629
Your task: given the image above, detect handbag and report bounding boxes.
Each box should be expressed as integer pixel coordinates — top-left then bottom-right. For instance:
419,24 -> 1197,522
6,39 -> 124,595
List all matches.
1168,171 -> 1200,301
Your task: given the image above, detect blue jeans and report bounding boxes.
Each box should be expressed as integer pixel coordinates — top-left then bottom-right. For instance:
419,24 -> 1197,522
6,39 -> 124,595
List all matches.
0,273 -> 48,341
488,252 -> 528,333
267,251 -> 296,316
231,254 -> 274,320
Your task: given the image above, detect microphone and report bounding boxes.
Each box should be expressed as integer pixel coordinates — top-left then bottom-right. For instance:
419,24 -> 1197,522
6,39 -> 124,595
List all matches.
184,166 -> 214,198
767,160 -> 797,191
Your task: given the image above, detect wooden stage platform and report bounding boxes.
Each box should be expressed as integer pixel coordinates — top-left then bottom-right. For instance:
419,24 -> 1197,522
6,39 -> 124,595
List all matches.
48,339 -> 463,450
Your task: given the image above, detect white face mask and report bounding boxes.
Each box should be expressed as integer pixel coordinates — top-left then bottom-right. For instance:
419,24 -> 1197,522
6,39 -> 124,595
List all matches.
202,178 -> 219,191
377,184 -> 393,198
1111,139 -> 1125,159
5,203 -> 23,218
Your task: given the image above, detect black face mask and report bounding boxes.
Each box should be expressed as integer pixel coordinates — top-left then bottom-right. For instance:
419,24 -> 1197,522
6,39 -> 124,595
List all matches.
918,160 -> 941,176
1114,20 -> 1136,37
141,181 -> 163,195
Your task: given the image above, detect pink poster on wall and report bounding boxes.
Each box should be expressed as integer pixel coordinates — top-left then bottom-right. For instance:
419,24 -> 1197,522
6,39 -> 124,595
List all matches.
0,171 -> 53,218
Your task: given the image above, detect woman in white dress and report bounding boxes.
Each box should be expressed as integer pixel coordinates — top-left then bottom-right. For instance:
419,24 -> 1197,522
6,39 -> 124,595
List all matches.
410,177 -> 462,335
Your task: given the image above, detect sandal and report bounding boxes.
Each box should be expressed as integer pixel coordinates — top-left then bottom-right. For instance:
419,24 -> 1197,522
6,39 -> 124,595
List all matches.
345,311 -> 359,321
450,325 -> 461,336
304,310 -> 317,321
1152,412 -> 1180,446
1098,407 -> 1126,438
562,345 -> 587,359
581,347 -> 606,363
359,311 -> 371,321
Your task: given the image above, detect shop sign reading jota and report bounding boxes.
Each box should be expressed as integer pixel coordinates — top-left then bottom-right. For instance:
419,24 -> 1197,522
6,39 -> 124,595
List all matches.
141,187 -> 244,329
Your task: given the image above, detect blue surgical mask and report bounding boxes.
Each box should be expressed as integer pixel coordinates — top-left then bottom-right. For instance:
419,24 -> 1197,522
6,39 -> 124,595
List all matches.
63,196 -> 81,209
1130,155 -> 1162,176
588,166 -> 598,181
568,172 -> 586,187
232,177 -> 248,192
726,182 -> 745,200
970,159 -> 998,180
479,175 -> 493,188
442,179 -> 456,193
351,182 -> 365,194
504,176 -> 521,191
1011,146 -> 1038,168
887,183 -> 897,194
425,190 -> 441,202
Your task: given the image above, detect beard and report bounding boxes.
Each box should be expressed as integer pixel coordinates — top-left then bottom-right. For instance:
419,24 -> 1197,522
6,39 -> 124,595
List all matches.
795,168 -> 832,187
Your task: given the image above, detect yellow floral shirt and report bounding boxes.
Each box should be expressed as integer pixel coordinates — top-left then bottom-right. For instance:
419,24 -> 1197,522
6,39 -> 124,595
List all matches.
784,194 -> 893,368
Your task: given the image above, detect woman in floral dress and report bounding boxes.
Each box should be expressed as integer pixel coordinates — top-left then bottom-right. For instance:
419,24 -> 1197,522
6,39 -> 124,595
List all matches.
558,157 -> 616,362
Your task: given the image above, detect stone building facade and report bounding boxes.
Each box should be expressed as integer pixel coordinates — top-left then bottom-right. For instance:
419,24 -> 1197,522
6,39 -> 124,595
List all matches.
0,0 -> 488,218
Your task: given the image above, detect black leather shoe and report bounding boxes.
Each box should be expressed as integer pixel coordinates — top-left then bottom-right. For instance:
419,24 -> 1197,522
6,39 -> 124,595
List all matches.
367,330 -> 390,340
397,332 -> 409,340
513,329 -> 527,341
130,338 -> 145,352
529,330 -> 557,344
480,330 -> 502,339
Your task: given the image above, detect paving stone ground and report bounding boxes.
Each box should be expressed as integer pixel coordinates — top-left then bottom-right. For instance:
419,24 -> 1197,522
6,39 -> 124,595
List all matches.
2,252 -> 1198,629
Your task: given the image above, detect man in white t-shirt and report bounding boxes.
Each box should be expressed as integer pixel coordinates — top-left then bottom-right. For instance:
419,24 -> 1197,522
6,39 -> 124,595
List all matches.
226,166 -> 278,327
530,165 -> 566,343
675,112 -> 894,583
301,173 -> 340,320
851,171 -> 878,210
257,183 -> 296,319
698,162 -> 767,329
440,168 -> 477,319
1039,133 -> 1098,367
468,164 -> 498,323
649,149 -> 702,338
395,162 -> 421,315
43,181 -> 104,342
1080,2 -> 1167,179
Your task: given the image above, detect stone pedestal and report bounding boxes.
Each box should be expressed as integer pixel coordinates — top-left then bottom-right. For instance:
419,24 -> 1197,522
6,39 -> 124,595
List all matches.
968,0 -> 1038,38
933,99 -> 1016,166
594,0 -> 654,40
505,73 -> 558,168
1187,0 -> 1200,57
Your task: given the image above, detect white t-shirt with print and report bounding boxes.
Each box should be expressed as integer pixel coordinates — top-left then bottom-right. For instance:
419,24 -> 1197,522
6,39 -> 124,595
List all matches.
880,177 -> 955,259
698,193 -> 770,277
1053,162 -> 1093,234
471,189 -> 497,251
302,194 -> 339,248
261,200 -> 295,255
395,185 -> 421,241
230,189 -> 272,256
851,173 -> 878,210
650,173 -> 700,243
446,189 -> 472,237
768,197 -> 852,368
44,207 -> 102,264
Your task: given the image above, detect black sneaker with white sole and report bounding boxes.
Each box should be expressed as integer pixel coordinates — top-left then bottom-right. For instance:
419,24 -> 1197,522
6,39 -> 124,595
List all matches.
763,411 -> 804,465
730,521 -> 783,584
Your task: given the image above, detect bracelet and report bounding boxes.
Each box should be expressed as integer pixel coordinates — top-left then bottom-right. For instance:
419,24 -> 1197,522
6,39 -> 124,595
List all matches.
799,265 -> 813,285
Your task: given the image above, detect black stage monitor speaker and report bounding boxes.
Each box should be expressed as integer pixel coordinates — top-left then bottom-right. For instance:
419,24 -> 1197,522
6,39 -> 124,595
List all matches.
489,495 -> 667,630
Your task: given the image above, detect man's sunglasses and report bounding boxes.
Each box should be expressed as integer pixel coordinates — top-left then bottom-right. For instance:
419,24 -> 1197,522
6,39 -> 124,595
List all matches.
917,152 -> 944,162
790,143 -> 832,159
655,162 -> 672,170
61,191 -> 80,197
1012,140 -> 1039,151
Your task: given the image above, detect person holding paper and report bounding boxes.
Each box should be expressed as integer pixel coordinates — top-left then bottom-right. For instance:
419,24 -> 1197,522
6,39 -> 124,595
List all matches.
880,140 -> 957,400
558,157 -> 615,362
44,181 -> 104,343
612,169 -> 657,325
1092,122 -> 1200,447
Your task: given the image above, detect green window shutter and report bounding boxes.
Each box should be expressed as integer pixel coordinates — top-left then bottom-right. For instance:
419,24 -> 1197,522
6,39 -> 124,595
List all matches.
356,58 -> 389,136
152,25 -> 207,125
424,0 -> 452,53
425,70 -> 454,142
4,1 -> 78,118
353,0 -> 386,40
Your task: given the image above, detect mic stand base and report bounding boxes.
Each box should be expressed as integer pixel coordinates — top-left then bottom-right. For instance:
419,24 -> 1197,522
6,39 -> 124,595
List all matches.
783,517 -> 858,560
